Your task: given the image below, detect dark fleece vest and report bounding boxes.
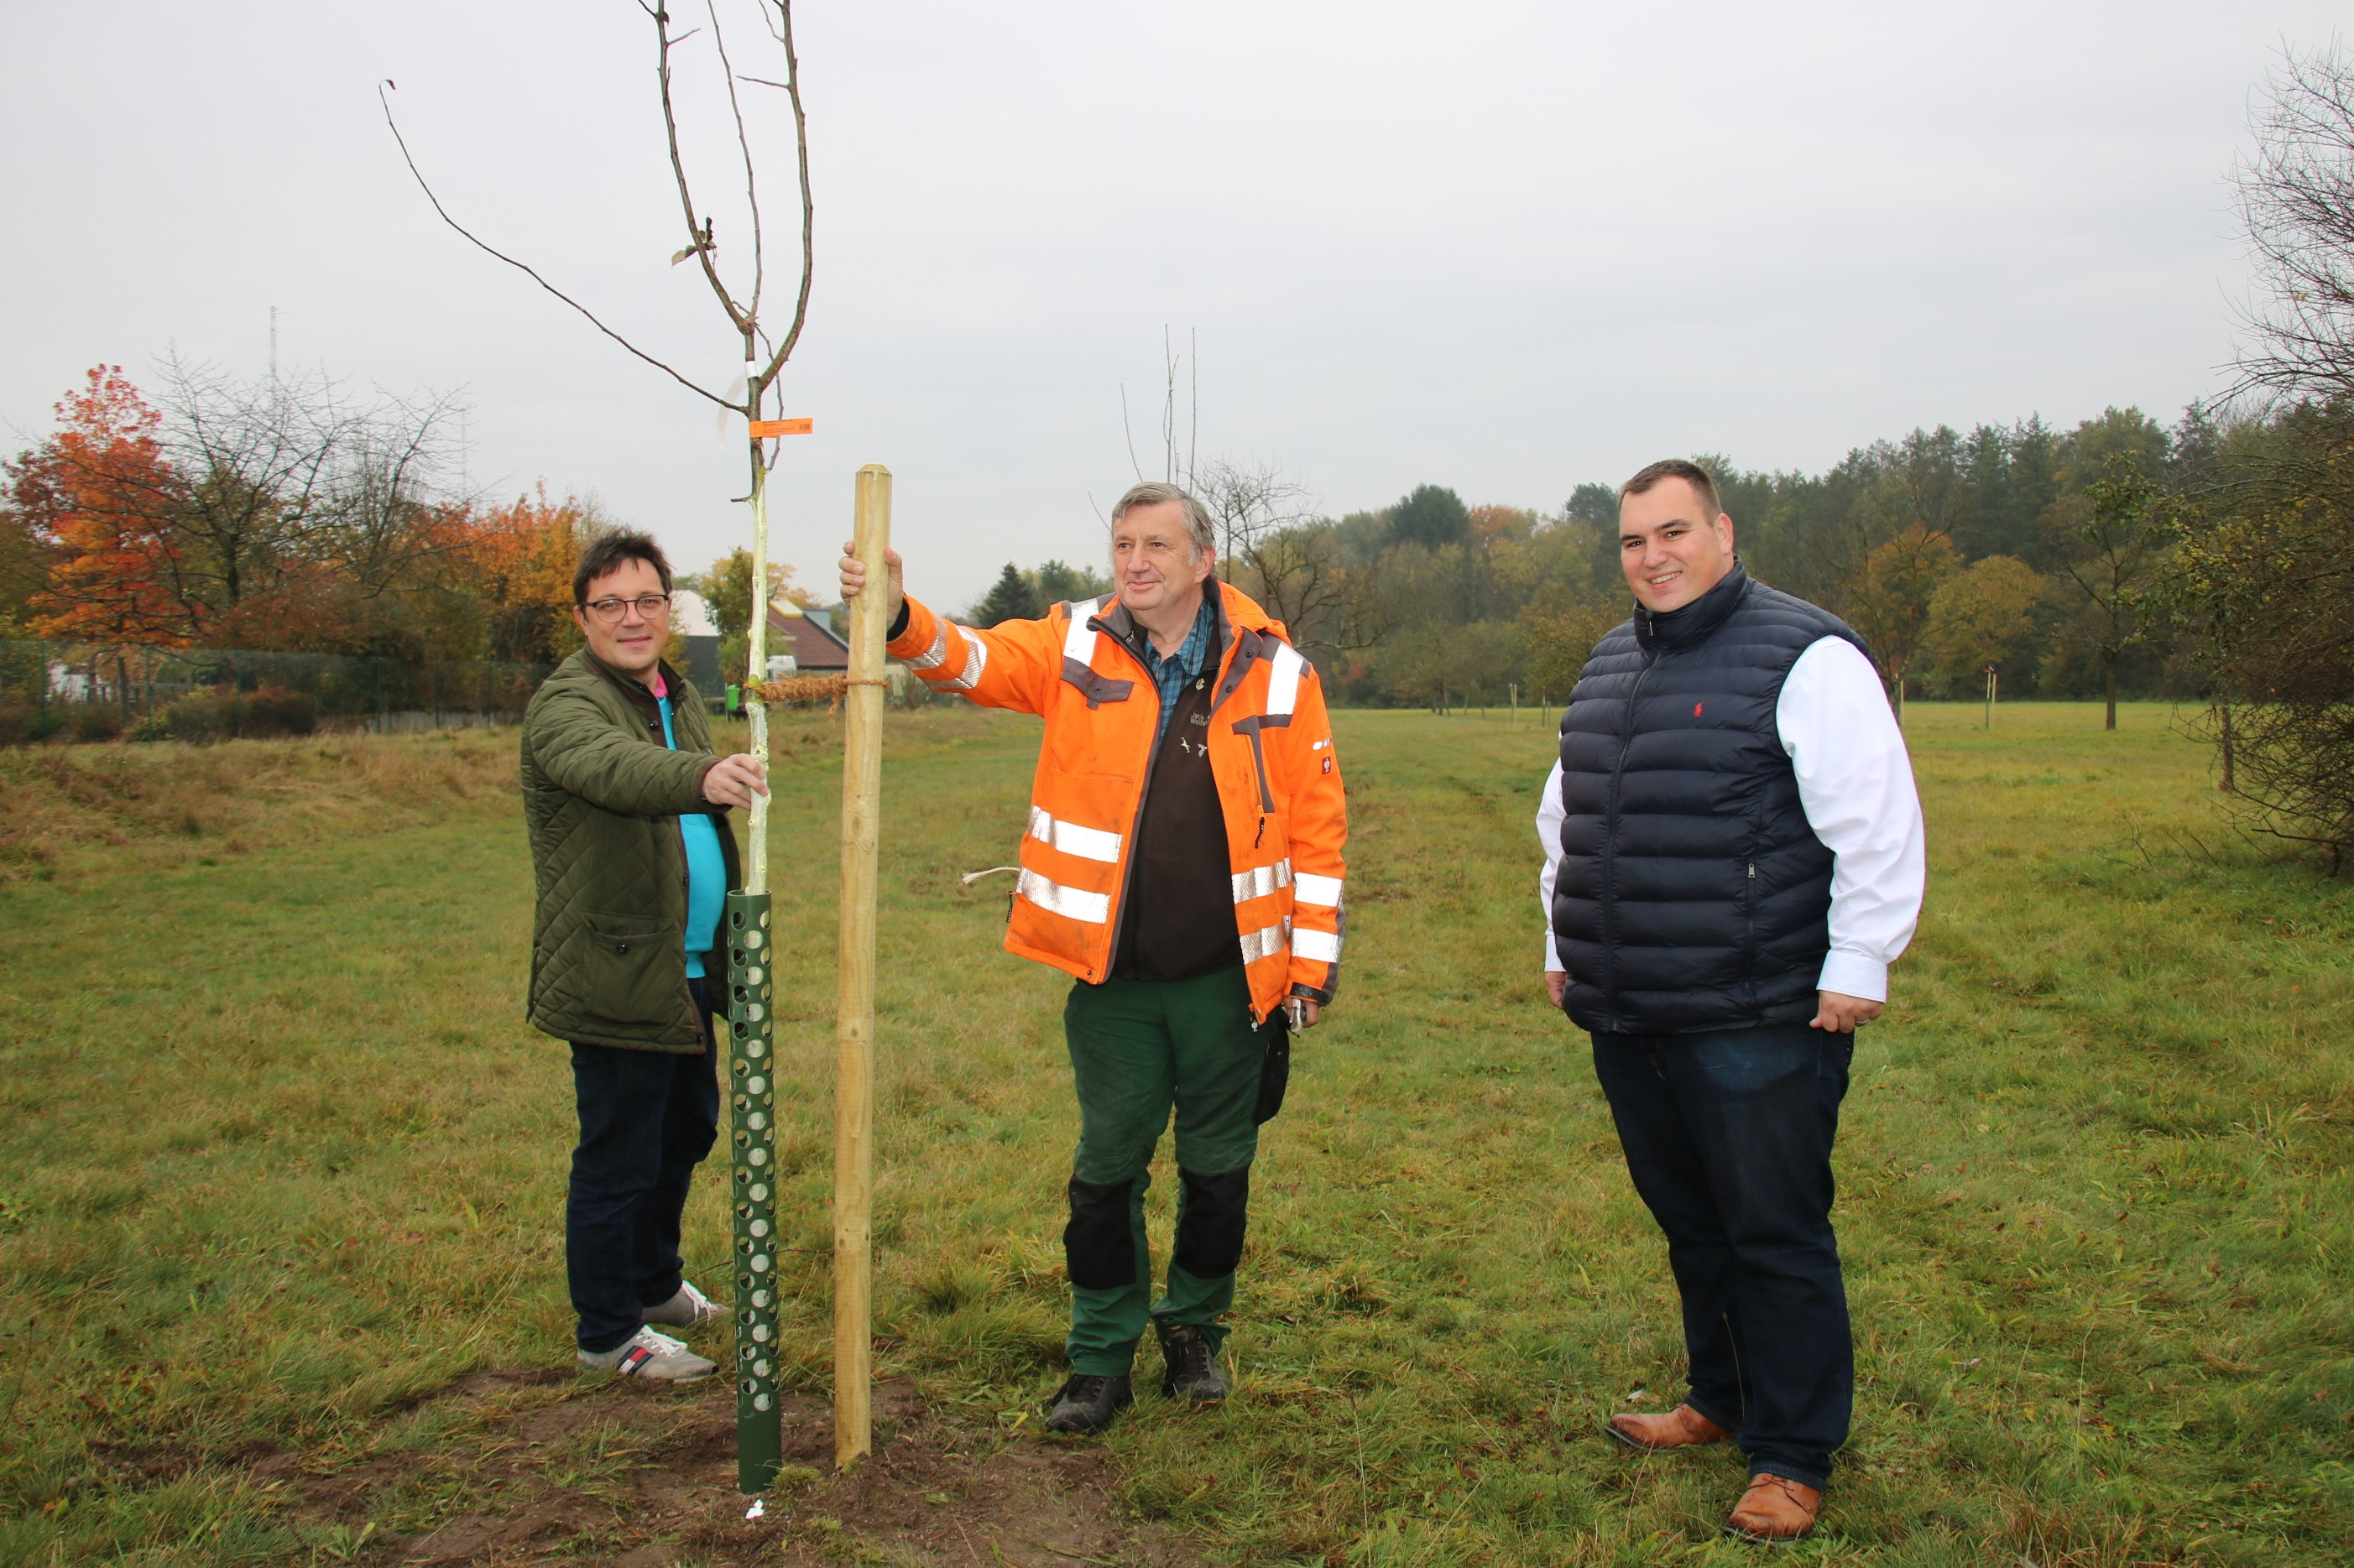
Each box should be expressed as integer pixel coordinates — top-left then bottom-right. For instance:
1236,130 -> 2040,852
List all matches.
1112,670 -> 1238,982
1550,563 -> 1870,1035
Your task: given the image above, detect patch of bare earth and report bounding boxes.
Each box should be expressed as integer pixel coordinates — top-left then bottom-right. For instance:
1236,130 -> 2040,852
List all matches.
265,1373 -> 1205,1567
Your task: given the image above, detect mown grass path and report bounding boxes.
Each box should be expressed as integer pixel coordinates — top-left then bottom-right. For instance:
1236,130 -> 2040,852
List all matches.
1,704 -> 2347,1565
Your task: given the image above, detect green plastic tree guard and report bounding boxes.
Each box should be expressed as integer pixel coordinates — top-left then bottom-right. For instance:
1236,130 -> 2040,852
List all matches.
725,889 -> 782,1493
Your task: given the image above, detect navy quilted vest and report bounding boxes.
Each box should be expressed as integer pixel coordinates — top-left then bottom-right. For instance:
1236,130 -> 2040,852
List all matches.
1550,563 -> 1871,1034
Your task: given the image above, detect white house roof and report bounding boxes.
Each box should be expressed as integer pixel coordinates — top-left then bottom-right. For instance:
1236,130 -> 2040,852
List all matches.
670,587 -> 721,638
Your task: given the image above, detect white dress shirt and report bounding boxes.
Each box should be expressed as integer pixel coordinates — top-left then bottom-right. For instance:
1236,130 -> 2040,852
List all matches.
1537,635 -> 1926,1003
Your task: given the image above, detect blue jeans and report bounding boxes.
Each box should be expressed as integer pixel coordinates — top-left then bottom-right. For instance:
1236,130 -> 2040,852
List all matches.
566,978 -> 720,1352
1591,1024 -> 1854,1491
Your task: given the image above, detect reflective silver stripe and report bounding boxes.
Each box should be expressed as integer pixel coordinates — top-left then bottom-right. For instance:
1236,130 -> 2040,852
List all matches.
1017,868 -> 1109,925
1292,872 -> 1343,907
907,619 -> 950,673
1229,857 -> 1292,904
1061,602 -> 1098,665
1293,927 -> 1342,964
1027,805 -> 1123,864
1238,921 -> 1287,964
943,624 -> 989,691
1265,643 -> 1306,717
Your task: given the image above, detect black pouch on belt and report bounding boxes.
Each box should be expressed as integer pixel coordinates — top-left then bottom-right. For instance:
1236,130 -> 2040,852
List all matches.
1253,1014 -> 1292,1125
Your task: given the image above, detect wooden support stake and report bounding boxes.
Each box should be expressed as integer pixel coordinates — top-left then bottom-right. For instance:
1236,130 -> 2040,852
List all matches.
833,464 -> 890,1468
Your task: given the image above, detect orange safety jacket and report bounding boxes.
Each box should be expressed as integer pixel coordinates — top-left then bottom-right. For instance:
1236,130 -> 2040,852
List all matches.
890,580 -> 1347,1024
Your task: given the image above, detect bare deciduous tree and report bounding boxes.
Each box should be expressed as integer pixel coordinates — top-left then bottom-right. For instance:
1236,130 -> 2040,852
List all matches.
1235,524 -> 1396,657
2169,39 -> 2354,867
1192,458 -> 1395,657
158,357 -> 470,623
1196,457 -> 1312,576
2235,44 -> 2354,404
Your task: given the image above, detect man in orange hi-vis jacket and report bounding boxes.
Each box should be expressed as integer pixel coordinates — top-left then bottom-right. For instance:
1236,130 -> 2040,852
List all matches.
839,481 -> 1347,1434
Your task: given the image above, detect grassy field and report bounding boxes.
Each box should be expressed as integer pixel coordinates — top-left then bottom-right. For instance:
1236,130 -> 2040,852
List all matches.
1,701 -> 2349,1565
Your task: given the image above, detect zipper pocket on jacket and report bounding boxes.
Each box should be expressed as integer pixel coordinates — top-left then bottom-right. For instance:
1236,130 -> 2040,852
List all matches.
1741,860 -> 1758,983
1245,727 -> 1276,814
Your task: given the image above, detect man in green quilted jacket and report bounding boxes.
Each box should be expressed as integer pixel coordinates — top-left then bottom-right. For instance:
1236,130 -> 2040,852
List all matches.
520,529 -> 767,1380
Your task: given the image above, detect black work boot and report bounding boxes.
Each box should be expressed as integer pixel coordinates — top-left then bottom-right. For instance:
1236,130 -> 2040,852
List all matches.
1157,1324 -> 1231,1405
1044,1373 -> 1132,1434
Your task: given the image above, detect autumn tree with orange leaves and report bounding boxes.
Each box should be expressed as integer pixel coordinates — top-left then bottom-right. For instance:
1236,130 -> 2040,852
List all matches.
8,367 -> 187,648
451,487 -> 610,664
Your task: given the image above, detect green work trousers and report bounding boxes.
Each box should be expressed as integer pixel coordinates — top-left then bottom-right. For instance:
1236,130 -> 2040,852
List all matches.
1062,965 -> 1266,1377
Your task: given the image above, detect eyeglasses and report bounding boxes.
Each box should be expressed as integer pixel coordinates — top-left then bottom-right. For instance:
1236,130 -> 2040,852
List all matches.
580,593 -> 672,623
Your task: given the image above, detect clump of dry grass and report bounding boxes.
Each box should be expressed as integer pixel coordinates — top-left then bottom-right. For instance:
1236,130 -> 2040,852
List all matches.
0,705 -> 1009,884
0,728 -> 522,882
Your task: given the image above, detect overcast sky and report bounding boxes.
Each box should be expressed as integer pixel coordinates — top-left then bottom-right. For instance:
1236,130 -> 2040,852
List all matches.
2,3 -> 2337,607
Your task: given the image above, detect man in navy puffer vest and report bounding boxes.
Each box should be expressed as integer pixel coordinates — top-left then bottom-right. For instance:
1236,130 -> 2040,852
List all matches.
1537,460 -> 1925,1544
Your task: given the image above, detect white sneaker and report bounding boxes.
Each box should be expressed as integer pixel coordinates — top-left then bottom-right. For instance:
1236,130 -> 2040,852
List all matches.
643,1279 -> 724,1328
576,1326 -> 716,1381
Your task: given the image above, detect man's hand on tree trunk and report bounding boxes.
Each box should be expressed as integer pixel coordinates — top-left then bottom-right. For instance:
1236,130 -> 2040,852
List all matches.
702,753 -> 769,809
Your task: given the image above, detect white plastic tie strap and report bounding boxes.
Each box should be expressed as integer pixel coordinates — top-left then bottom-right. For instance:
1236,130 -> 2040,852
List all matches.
1292,873 -> 1343,908
1018,868 -> 1109,925
1029,805 -> 1123,864
1230,858 -> 1292,904
1294,927 -> 1342,964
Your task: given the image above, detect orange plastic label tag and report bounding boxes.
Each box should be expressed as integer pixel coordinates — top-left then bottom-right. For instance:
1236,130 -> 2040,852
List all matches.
749,417 -> 813,437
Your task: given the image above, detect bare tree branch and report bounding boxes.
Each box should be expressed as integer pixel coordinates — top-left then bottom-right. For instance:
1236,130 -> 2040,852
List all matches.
753,0 -> 815,388
1119,385 -> 1146,482
705,0 -> 767,326
648,8 -> 749,337
376,82 -> 729,410
383,4 -> 811,431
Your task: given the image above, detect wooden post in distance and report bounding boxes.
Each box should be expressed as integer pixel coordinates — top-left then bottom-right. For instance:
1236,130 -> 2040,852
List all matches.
833,465 -> 890,1468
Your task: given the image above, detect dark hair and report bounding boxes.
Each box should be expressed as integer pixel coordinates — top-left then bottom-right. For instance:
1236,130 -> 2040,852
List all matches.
1618,458 -> 1723,520
572,528 -> 674,605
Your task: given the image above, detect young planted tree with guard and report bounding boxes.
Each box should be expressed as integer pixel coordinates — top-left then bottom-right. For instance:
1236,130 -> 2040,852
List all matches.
384,0 -> 888,1483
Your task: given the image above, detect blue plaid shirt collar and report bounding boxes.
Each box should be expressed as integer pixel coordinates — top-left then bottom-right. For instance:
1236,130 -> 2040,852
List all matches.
1140,591 -> 1219,738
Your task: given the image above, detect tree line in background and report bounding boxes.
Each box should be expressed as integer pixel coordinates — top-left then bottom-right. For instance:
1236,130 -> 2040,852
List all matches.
0,362 -> 827,691
0,359 -> 604,669
984,411 -> 2210,717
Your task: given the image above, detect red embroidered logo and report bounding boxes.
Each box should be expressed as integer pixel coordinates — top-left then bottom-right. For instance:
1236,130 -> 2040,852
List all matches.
1693,702 -> 1704,718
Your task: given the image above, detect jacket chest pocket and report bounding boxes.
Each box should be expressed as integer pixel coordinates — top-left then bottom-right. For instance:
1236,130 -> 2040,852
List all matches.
579,909 -> 681,1027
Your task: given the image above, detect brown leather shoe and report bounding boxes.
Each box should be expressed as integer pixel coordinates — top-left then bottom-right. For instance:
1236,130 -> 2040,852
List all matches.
1603,1402 -> 1734,1451
1724,1472 -> 1823,1543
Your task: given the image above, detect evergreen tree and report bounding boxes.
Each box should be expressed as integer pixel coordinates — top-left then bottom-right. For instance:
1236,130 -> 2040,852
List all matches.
973,562 -> 1042,627
1564,482 -> 1617,524
1387,484 -> 1471,548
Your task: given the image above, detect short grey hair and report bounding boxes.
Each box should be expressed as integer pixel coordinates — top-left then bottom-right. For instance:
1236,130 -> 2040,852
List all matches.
1109,482 -> 1216,561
